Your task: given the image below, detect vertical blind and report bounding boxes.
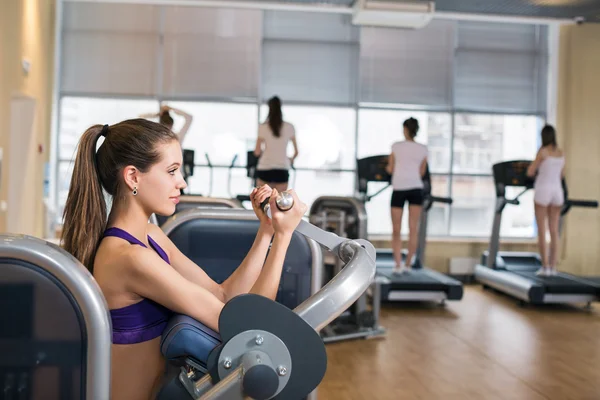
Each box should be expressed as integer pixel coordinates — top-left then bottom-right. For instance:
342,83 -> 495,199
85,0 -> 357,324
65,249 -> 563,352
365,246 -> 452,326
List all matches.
359,20 -> 456,108
61,3 -> 549,115
261,11 -> 359,105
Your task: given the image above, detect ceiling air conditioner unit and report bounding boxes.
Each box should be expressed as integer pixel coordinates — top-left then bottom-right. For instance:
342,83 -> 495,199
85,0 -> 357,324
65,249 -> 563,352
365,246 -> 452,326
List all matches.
352,0 -> 435,29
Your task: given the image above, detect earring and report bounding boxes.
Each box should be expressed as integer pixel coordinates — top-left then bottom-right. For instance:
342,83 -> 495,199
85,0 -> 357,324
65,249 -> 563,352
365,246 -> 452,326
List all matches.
133,187 -> 138,196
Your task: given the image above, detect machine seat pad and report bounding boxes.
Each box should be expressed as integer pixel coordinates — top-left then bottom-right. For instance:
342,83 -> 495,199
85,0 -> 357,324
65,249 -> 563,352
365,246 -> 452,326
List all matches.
160,315 -> 221,368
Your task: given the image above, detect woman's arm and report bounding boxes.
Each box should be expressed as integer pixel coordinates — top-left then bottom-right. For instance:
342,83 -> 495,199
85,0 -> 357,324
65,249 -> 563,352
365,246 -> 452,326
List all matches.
526,149 -> 544,178
420,157 -> 428,178
290,136 -> 299,165
139,111 -> 160,119
254,138 -> 265,157
385,153 -> 395,176
124,246 -> 225,332
167,107 -> 193,143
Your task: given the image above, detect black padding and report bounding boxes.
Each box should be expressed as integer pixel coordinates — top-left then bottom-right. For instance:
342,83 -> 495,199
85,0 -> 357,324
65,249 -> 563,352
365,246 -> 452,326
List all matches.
168,218 -> 313,309
243,365 -> 279,400
0,260 -> 86,399
207,343 -> 224,383
155,374 -> 191,400
219,294 -> 327,400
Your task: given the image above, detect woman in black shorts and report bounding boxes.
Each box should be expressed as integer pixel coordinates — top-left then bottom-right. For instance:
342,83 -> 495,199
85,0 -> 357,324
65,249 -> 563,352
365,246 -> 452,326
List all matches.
385,118 -> 428,274
254,96 -> 299,192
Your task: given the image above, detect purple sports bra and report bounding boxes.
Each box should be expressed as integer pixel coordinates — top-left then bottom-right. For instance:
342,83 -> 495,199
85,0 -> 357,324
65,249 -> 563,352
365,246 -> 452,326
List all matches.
103,227 -> 173,345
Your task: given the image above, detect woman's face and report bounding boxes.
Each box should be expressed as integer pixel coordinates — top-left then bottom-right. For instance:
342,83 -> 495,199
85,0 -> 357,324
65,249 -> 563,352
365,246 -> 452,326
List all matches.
138,140 -> 187,216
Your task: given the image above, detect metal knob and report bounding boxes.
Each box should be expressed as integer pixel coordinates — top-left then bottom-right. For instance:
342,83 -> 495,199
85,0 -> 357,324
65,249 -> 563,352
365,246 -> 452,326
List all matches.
275,191 -> 294,211
261,190 -> 295,217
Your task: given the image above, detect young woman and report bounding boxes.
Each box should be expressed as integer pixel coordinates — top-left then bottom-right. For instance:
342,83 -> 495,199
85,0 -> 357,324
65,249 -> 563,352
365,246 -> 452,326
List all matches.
61,119 -> 307,400
386,117 -> 428,274
254,96 -> 299,192
140,104 -> 193,143
526,124 -> 565,276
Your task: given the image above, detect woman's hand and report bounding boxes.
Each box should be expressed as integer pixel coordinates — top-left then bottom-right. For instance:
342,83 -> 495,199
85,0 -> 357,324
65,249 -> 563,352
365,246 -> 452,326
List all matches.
250,185 -> 275,234
270,189 -> 307,237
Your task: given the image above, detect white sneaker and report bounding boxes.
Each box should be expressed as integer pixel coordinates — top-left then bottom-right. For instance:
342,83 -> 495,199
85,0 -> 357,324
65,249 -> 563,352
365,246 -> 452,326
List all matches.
548,268 -> 558,276
393,264 -> 409,275
535,267 -> 548,277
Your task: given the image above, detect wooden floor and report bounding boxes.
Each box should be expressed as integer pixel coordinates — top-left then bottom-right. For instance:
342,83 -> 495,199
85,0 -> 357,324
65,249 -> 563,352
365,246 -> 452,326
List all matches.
317,286 -> 600,400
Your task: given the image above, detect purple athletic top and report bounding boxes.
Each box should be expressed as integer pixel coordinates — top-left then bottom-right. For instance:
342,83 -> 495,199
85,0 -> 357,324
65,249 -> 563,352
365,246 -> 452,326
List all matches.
103,227 -> 172,345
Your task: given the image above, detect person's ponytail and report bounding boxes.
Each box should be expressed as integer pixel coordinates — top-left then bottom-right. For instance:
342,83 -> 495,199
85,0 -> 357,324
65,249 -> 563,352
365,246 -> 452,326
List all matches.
61,125 -> 107,272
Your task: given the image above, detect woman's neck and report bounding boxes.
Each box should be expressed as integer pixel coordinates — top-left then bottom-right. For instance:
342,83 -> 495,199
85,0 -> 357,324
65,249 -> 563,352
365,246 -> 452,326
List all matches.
107,200 -> 152,246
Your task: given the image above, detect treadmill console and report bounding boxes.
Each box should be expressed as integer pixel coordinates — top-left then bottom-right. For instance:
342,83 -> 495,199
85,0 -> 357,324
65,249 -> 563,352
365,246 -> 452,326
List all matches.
492,160 -> 534,197
357,155 -> 391,194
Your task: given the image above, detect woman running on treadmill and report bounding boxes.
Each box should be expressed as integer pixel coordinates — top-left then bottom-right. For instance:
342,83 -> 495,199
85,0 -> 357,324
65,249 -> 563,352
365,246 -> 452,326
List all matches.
386,117 -> 428,274
254,96 -> 299,192
526,124 -> 565,277
140,104 -> 193,143
61,119 -> 307,400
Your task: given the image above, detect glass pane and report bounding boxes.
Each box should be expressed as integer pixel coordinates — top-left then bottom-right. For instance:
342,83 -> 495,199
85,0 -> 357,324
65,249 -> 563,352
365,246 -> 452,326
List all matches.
167,101 -> 259,167
357,109 -> 451,173
58,161 -> 75,222
59,97 -> 159,160
185,167 -> 355,212
259,105 -> 357,170
428,175 -> 451,236
365,175 -> 450,236
453,113 -> 541,174
501,186 -> 535,237
449,176 -> 495,237
185,165 -> 252,199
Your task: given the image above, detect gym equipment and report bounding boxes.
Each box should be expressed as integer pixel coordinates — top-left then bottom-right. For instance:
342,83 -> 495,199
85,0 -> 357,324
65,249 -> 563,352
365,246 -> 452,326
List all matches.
309,196 -> 385,342
357,155 -> 464,304
0,193 -> 376,399
474,160 -> 600,305
0,235 -> 111,399
233,151 -> 297,205
152,195 -> 242,226
162,207 -> 321,310
158,194 -> 376,399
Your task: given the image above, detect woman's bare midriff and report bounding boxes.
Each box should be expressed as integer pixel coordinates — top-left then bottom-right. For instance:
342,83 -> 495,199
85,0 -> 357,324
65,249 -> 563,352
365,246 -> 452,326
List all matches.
111,338 -> 165,400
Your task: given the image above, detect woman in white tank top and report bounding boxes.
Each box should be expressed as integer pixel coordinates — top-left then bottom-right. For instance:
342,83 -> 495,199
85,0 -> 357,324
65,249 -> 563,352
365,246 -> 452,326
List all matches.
254,96 -> 299,193
526,125 -> 565,277
385,118 -> 428,274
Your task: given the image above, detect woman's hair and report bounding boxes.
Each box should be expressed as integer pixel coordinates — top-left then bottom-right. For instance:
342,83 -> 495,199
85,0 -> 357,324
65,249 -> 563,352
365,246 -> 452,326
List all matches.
541,124 -> 557,148
159,110 -> 174,128
267,96 -> 283,138
403,117 -> 419,139
61,119 -> 178,272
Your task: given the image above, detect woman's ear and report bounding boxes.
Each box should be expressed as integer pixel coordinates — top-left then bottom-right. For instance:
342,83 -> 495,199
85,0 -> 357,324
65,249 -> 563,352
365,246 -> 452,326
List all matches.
122,165 -> 140,191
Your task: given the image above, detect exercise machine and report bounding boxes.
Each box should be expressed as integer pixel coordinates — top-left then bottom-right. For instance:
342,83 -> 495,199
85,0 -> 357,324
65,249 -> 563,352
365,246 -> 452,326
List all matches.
357,155 -> 464,304
474,160 -> 600,305
309,196 -> 385,342
0,192 -> 376,399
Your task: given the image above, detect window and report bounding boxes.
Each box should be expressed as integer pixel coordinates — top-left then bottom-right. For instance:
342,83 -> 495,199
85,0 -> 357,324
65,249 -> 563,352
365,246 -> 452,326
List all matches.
166,101 -> 258,167
59,97 -> 160,161
57,97 -> 160,219
357,109 -> 451,173
450,113 -> 541,237
259,105 -> 357,170
449,176 -> 495,237
364,175 -> 450,236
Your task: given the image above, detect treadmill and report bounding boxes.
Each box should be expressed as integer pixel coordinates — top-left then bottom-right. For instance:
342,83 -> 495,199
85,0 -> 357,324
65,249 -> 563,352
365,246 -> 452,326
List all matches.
474,160 -> 600,305
357,155 -> 464,304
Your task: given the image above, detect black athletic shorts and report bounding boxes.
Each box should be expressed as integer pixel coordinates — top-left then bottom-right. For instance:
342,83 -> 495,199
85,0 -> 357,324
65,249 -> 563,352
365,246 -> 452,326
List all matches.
255,169 -> 289,184
391,189 -> 424,208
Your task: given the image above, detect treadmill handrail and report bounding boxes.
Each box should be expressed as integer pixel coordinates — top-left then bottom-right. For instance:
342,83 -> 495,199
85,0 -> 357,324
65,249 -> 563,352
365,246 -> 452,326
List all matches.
430,196 -> 452,205
566,199 -> 598,208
